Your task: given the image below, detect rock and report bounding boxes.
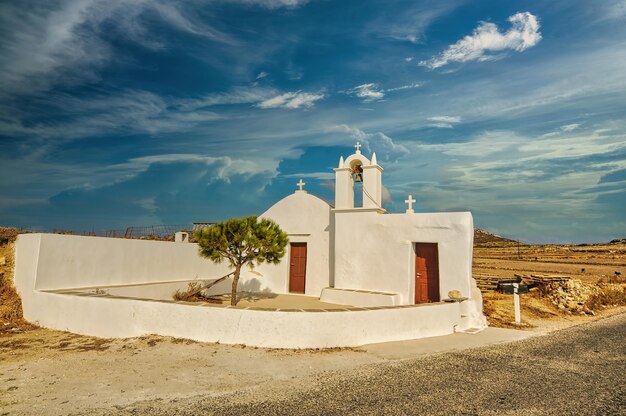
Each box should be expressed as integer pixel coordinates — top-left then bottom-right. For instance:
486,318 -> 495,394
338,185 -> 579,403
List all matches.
448,290 -> 463,300
0,256 -> 5,266
582,305 -> 595,316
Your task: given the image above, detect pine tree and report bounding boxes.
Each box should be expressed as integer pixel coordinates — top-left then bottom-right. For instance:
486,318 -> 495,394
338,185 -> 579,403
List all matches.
194,216 -> 288,306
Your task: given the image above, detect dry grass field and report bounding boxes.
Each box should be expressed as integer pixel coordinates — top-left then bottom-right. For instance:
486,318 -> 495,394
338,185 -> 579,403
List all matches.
473,230 -> 626,329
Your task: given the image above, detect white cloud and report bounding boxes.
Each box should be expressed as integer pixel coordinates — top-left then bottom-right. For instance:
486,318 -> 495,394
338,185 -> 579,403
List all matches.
376,2 -> 463,44
427,115 -> 461,128
230,0 -> 309,8
405,57 -> 414,62
400,128 -> 626,242
257,91 -> 325,109
331,125 -> 409,160
386,83 -> 421,92
256,71 -> 269,80
0,0 -> 235,98
560,123 -> 581,132
282,172 -> 334,180
419,12 -> 542,69
346,82 -> 420,101
179,86 -> 277,108
346,83 -> 385,101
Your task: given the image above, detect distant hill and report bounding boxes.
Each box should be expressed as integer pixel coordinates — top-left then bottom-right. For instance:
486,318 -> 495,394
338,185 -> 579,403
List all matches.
474,228 -> 516,245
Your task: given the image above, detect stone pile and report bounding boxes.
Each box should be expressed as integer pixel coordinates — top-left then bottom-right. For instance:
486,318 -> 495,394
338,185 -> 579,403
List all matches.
544,279 -> 597,315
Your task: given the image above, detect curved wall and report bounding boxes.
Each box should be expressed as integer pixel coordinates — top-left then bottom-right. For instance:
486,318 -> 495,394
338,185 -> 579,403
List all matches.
14,233 -> 469,348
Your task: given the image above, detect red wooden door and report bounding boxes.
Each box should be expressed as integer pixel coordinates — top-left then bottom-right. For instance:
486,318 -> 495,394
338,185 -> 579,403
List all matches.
289,243 -> 307,294
415,243 -> 440,304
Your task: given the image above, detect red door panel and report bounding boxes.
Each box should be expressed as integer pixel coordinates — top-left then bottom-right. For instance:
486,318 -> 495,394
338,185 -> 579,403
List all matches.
289,243 -> 307,294
415,243 -> 440,304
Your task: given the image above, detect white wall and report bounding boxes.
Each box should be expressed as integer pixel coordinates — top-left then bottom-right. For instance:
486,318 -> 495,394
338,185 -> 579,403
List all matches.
259,191 -> 332,296
333,211 -> 474,305
29,233 -> 228,290
16,233 -> 290,296
14,233 -> 463,347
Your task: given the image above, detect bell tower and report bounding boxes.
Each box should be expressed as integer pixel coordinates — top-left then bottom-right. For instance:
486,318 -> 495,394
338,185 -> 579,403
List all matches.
334,142 -> 384,212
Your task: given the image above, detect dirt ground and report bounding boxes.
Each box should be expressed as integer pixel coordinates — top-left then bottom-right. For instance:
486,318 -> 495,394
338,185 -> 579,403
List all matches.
474,231 -> 626,329
1,228 -> 625,415
0,329 -> 381,416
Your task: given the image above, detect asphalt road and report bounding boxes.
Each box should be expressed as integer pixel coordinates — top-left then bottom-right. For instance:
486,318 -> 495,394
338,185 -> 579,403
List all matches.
90,313 -> 626,416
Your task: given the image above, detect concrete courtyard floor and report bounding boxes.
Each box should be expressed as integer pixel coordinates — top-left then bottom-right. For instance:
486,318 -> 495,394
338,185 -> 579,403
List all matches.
204,292 -> 350,309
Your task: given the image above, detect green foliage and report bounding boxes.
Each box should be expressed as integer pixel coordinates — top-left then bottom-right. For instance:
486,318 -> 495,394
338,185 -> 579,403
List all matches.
194,216 -> 288,270
194,216 -> 288,305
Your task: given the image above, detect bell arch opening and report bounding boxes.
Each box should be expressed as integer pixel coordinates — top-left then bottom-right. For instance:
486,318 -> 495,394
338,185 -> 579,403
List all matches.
349,159 -> 364,208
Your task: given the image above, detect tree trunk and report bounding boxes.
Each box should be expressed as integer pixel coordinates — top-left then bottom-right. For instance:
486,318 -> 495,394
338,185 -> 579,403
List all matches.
230,264 -> 241,306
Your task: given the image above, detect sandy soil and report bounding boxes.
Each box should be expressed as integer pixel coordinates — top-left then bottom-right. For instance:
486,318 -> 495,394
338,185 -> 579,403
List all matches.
0,328 -> 378,416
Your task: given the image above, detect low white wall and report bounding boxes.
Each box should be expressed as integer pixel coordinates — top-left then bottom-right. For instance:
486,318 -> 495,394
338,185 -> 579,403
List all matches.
320,288 -> 401,307
13,231 -> 472,348
16,290 -> 462,348
333,211 -> 474,304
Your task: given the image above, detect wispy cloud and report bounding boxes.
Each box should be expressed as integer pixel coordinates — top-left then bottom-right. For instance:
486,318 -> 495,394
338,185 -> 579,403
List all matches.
427,115 -> 461,128
386,83 -> 421,92
255,71 -> 269,80
178,86 -> 277,108
346,83 -> 385,102
420,12 -> 542,69
257,91 -> 325,109
389,127 -> 626,242
0,0 -> 235,98
375,1 -> 465,44
560,123 -> 581,132
346,82 -> 420,101
331,124 -> 409,160
229,0 -> 310,9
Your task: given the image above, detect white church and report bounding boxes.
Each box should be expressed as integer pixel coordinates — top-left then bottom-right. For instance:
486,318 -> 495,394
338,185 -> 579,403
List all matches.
14,143 -> 487,348
236,142 -> 484,309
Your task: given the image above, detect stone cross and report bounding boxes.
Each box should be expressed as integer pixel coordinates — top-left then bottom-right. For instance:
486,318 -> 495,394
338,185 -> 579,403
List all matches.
355,141 -> 362,153
297,179 -> 306,191
405,194 -> 416,213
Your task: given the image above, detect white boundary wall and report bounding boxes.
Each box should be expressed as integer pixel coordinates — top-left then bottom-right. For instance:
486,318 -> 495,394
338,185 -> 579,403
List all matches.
14,233 -> 467,348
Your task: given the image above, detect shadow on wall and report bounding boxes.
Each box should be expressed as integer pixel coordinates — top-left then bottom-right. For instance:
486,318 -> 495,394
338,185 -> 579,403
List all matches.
238,278 -> 275,296
199,276 -> 276,297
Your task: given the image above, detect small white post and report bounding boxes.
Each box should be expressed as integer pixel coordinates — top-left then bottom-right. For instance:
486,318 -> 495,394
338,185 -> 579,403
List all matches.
513,283 -> 521,324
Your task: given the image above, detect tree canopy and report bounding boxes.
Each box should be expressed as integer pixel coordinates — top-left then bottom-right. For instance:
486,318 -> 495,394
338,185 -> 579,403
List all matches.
194,216 -> 288,305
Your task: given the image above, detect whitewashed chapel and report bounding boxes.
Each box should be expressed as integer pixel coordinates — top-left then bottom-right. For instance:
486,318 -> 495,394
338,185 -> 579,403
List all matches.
227,143 -> 485,320
14,142 -> 486,348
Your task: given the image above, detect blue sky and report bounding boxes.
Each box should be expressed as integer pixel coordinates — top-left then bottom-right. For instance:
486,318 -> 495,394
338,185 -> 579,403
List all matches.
0,0 -> 625,243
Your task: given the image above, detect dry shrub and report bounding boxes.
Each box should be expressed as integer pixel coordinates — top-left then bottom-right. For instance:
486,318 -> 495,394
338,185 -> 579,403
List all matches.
0,241 -> 34,332
173,281 -> 204,301
585,284 -> 626,310
597,275 -> 626,284
0,227 -> 27,245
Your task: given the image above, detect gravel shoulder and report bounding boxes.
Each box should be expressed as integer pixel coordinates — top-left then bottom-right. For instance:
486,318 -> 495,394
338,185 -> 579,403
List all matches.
85,312 -> 626,416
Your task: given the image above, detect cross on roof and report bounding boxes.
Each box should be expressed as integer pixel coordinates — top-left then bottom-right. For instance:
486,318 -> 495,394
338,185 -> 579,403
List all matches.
405,194 -> 416,213
297,179 -> 306,191
355,141 -> 362,153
